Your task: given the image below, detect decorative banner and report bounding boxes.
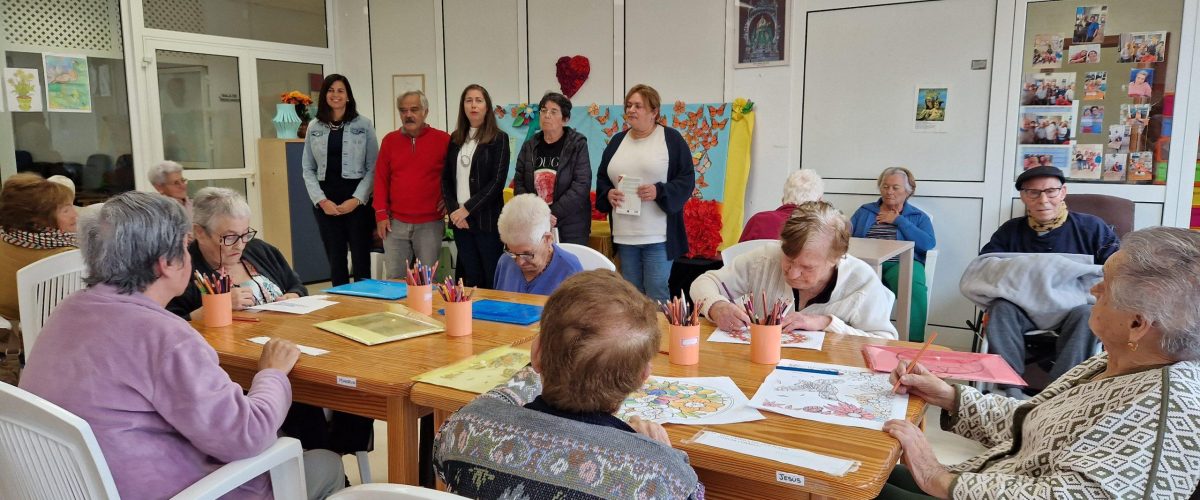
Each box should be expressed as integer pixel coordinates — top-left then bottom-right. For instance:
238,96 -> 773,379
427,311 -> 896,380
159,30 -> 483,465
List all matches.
496,100 -> 754,256
43,54 -> 91,112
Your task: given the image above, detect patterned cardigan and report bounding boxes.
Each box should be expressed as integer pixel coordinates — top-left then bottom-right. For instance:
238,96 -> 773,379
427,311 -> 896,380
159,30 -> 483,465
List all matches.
942,353 -> 1200,499
434,366 -> 704,499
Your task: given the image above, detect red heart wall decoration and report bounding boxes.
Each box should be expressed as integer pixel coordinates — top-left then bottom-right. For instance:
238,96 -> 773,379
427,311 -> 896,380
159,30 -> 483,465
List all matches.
555,55 -> 590,98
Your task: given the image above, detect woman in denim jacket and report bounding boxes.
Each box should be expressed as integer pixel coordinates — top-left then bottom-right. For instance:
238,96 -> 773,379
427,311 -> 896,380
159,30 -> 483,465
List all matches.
302,74 -> 379,286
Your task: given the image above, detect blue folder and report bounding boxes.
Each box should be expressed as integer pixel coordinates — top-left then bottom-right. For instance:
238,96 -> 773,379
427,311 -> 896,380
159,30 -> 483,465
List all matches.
323,279 -> 408,300
439,299 -> 543,325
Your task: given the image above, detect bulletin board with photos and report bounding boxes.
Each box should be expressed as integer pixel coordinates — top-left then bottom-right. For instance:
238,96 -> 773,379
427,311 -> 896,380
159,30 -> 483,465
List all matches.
1018,0 -> 1182,184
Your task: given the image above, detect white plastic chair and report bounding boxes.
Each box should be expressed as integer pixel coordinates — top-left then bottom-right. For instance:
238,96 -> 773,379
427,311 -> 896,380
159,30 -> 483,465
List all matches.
329,484 -> 469,499
924,249 -> 938,303
16,249 -> 86,358
720,239 -> 776,266
558,243 -> 616,271
0,382 -> 307,500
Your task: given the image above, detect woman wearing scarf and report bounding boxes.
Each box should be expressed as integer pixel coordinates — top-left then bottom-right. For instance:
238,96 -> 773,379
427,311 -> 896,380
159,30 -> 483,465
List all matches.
0,173 -> 78,322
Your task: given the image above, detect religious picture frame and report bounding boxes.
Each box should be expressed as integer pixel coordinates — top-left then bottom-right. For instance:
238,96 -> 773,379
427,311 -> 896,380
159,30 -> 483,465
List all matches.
736,0 -> 788,68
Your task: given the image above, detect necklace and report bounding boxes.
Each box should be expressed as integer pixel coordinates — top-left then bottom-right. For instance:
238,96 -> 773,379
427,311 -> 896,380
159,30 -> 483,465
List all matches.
329,121 -> 344,131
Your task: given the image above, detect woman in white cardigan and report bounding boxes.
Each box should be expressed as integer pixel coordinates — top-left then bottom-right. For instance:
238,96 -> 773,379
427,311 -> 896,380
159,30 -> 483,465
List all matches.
691,201 -> 897,339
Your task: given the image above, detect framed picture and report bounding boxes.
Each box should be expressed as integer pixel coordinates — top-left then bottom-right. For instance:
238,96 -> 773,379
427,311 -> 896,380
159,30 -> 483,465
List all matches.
736,0 -> 787,68
391,74 -> 425,131
913,86 -> 949,133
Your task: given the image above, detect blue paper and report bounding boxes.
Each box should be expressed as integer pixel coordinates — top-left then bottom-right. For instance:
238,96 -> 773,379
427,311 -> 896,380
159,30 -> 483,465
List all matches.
324,279 -> 408,300
438,299 -> 543,325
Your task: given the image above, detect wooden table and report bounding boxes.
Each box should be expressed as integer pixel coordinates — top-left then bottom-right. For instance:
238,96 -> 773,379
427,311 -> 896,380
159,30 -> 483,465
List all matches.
192,288 -> 544,485
412,319 -> 940,499
848,237 -> 916,341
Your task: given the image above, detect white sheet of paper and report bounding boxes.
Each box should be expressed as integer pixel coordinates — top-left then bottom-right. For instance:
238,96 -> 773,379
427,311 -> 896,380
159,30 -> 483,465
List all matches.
749,360 -> 908,431
690,430 -> 860,477
247,336 -> 328,356
247,295 -> 337,314
614,176 -> 642,216
617,376 -> 764,425
707,328 -> 825,350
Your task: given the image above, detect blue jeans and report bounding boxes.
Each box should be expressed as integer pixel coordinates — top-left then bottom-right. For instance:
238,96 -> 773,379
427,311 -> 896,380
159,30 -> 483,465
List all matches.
616,242 -> 672,302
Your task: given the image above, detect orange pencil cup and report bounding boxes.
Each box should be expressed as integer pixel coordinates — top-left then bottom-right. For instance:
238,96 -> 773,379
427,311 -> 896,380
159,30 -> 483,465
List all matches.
444,300 -> 473,337
201,293 -> 233,328
407,284 -> 434,315
749,324 -> 782,364
669,324 -> 700,365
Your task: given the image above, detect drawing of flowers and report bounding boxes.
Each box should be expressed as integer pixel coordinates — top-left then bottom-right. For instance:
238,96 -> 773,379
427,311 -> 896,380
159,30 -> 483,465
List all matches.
802,401 -> 877,420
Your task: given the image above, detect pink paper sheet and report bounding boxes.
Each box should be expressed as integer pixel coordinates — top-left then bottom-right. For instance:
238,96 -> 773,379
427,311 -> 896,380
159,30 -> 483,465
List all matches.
862,345 -> 1027,386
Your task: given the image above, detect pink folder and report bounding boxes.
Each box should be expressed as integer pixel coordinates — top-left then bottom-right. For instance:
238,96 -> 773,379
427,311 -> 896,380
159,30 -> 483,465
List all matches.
862,345 -> 1027,386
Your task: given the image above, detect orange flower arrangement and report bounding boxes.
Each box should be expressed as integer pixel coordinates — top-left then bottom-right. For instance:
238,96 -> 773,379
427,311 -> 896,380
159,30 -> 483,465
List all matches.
280,91 -> 312,106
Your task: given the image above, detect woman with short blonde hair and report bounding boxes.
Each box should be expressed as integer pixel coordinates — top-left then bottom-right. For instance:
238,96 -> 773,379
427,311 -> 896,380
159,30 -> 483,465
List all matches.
0,173 -> 78,322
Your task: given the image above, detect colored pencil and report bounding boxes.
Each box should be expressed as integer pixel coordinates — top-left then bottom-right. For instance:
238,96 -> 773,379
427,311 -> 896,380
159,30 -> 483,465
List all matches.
777,365 -> 841,376
893,331 -> 938,393
232,316 -> 260,323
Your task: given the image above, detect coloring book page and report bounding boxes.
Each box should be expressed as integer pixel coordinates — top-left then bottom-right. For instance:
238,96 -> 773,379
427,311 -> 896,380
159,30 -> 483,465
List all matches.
749,360 -> 908,430
617,376 -> 764,425
708,328 -> 825,350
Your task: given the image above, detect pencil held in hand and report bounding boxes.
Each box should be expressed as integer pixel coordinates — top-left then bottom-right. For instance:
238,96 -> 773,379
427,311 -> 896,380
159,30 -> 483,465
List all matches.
892,332 -> 938,394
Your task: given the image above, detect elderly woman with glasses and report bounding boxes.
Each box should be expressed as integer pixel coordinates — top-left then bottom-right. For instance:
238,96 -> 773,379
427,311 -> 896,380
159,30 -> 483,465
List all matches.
883,227 -> 1200,499
493,194 -> 583,295
166,187 -> 375,460
167,187 -> 305,318
147,160 -> 191,212
19,191 -> 345,499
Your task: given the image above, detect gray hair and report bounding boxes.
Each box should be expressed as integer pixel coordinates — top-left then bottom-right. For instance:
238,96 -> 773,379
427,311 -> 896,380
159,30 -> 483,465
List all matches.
147,160 -> 183,187
1107,227 -> 1200,361
397,90 -> 429,111
878,167 -> 915,194
192,187 -> 251,233
80,191 -> 190,294
781,170 -> 824,205
498,194 -> 552,246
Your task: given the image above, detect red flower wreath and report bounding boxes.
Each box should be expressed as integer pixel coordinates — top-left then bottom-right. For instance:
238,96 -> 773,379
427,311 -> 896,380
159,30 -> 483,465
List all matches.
683,199 -> 723,259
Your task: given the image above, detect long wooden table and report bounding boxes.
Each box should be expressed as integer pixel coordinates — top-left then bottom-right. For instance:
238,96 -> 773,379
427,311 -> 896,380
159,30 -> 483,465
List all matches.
412,316 -> 940,499
192,288 -> 545,485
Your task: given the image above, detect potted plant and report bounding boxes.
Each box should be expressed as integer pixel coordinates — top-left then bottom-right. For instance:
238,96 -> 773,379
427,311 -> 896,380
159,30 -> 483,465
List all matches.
280,90 -> 313,138
6,69 -> 37,111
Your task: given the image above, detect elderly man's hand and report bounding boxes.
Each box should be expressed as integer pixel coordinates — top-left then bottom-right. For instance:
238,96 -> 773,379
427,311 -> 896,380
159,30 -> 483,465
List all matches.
884,419 -> 955,499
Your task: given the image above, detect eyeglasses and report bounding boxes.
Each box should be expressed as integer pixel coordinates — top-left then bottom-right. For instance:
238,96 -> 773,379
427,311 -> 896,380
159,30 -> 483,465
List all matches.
215,228 -> 257,246
503,245 -> 537,262
170,178 -> 188,187
541,108 -> 561,117
1020,186 -> 1064,199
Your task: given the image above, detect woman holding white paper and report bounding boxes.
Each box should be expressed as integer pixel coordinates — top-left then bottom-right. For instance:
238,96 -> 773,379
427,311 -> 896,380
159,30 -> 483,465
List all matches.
881,227 -> 1200,499
595,84 -> 695,302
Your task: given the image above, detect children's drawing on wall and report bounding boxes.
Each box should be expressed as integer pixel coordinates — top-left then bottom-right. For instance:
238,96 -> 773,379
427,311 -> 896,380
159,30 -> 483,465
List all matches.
43,54 -> 91,112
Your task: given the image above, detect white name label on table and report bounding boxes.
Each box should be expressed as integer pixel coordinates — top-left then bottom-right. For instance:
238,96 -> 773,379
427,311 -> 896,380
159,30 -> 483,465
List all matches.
691,430 -> 859,477
336,376 -> 357,388
776,471 -> 805,486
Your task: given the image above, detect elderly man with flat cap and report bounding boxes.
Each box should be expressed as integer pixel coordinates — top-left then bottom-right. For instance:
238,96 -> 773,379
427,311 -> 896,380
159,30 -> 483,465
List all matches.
976,165 -> 1119,398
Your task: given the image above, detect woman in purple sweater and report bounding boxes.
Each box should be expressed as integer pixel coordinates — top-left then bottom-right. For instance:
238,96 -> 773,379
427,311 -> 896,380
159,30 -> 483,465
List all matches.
19,192 -> 344,499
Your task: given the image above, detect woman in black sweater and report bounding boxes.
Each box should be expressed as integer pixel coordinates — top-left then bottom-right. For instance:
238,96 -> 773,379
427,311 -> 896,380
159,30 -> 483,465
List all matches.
442,84 -> 510,288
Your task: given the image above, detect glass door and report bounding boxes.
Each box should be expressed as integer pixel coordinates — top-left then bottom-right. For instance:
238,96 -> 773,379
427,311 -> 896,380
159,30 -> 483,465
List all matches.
144,41 -> 260,226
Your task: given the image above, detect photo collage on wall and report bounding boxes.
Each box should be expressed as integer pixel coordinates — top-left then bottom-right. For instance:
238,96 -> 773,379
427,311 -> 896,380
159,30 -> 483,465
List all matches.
1018,4 -> 1166,184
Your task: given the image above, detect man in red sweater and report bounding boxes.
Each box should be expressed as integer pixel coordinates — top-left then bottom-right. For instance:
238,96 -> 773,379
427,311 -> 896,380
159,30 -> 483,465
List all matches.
374,90 -> 451,278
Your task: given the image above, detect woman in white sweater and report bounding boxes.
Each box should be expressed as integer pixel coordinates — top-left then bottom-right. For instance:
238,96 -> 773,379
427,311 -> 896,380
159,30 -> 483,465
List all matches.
691,201 -> 897,339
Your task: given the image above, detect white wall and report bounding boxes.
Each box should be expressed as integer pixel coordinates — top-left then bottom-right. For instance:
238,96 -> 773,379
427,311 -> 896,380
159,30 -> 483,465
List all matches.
335,0 -> 1200,349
